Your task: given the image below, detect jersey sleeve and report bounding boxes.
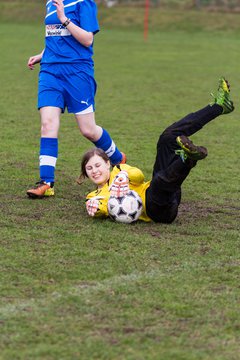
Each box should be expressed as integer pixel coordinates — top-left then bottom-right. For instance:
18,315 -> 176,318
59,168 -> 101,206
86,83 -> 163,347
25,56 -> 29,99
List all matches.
77,0 -> 100,34
95,200 -> 108,218
86,189 -> 109,218
119,164 -> 145,185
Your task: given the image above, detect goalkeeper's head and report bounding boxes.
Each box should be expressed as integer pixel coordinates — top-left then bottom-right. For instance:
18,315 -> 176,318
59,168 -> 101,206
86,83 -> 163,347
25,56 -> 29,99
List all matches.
78,148 -> 111,186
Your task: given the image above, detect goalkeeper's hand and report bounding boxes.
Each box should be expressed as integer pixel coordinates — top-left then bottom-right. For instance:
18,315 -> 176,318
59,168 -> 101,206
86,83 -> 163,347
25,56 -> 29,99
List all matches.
110,170 -> 129,197
86,198 -> 100,217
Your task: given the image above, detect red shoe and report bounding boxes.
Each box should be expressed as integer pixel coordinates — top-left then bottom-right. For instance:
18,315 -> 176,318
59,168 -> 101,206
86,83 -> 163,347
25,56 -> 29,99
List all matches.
120,152 -> 127,164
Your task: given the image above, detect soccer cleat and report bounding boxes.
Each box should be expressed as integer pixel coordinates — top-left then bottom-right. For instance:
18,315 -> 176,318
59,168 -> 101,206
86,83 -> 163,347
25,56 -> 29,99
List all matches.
175,135 -> 208,162
27,181 -> 54,199
119,152 -> 127,164
210,77 -> 234,114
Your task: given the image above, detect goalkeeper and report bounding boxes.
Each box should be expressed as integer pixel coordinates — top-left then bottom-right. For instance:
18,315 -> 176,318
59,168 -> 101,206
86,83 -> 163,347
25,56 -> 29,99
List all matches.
79,78 -> 234,223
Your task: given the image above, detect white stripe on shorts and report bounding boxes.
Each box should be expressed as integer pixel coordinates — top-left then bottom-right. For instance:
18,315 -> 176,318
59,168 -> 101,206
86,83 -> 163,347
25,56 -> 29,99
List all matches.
105,142 -> 116,158
39,155 -> 57,167
75,105 -> 94,115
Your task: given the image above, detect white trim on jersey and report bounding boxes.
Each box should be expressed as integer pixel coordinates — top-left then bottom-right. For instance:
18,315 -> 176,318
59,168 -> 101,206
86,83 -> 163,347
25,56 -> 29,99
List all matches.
39,155 -> 57,167
46,0 -> 84,19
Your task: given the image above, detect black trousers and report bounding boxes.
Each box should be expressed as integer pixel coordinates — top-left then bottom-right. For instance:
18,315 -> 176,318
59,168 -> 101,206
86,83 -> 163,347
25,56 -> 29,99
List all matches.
145,104 -> 223,223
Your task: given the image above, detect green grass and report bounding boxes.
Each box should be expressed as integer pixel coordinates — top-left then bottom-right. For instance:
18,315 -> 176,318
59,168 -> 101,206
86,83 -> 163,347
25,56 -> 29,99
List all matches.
0,5 -> 240,360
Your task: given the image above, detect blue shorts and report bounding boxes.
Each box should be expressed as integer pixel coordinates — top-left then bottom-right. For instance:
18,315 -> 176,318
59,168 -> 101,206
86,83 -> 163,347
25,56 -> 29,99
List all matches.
38,64 -> 97,114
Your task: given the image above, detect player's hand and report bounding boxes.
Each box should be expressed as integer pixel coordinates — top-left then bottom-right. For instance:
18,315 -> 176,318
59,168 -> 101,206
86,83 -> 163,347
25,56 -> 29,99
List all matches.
27,54 -> 42,70
110,171 -> 129,198
53,0 -> 65,22
86,198 -> 99,217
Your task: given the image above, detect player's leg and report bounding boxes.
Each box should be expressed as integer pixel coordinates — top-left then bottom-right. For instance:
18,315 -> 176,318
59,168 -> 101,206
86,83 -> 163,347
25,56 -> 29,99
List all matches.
67,72 -> 126,165
162,77 -> 234,139
152,77 -> 234,176
146,155 -> 196,223
75,111 -> 126,165
27,106 -> 61,198
146,136 -> 208,224
27,67 -> 65,198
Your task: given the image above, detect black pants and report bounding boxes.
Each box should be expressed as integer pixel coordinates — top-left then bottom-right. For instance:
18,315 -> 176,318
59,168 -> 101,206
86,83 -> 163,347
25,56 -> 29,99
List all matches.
145,104 -> 222,223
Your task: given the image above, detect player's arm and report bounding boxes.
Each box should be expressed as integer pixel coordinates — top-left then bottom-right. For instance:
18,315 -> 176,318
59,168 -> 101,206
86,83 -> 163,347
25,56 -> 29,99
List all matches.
27,50 -> 44,70
53,0 -> 94,47
110,171 -> 129,198
61,19 -> 93,47
109,165 -> 145,198
120,165 -> 145,185
86,196 -> 108,218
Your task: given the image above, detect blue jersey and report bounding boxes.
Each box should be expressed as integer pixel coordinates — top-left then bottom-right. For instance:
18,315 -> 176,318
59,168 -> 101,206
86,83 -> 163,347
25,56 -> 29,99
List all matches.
41,0 -> 99,69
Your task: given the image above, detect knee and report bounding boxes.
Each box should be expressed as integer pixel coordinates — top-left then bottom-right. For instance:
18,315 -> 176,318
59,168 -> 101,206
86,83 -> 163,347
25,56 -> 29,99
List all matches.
146,199 -> 179,224
157,212 -> 178,224
80,127 -> 97,141
153,209 -> 178,224
41,118 -> 58,137
158,129 -> 175,146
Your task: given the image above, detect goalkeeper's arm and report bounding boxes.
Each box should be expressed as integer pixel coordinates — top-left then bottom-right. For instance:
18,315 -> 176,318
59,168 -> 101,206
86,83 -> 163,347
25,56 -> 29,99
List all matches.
85,196 -> 108,218
119,164 -> 145,185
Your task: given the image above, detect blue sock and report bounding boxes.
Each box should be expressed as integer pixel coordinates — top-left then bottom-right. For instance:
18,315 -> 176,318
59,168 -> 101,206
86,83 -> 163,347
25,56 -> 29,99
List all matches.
93,129 -> 122,165
39,138 -> 58,184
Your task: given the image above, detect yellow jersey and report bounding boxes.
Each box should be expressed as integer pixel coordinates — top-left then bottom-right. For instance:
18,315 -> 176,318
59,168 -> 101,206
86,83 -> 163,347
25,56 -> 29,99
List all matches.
86,164 -> 151,222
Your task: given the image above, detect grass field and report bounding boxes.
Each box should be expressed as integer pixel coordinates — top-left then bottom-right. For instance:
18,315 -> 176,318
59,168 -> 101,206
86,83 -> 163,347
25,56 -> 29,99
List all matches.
0,4 -> 240,360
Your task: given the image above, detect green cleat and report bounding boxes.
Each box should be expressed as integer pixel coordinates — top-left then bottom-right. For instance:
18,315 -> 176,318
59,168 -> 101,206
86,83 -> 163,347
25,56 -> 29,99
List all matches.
210,77 -> 234,114
175,135 -> 208,163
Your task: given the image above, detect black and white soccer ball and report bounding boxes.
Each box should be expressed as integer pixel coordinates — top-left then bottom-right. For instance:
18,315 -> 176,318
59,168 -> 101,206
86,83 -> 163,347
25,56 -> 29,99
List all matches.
107,190 -> 143,224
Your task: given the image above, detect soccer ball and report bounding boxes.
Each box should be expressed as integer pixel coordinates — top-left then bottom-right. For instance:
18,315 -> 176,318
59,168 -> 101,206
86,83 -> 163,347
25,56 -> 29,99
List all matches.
107,190 -> 143,224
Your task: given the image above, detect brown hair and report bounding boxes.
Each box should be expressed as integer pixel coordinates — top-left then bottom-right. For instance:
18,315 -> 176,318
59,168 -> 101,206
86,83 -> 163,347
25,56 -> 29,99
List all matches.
77,148 -> 110,184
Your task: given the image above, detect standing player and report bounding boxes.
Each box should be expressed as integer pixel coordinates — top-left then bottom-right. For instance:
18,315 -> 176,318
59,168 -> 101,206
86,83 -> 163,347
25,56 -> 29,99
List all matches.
27,0 -> 126,198
79,78 -> 234,223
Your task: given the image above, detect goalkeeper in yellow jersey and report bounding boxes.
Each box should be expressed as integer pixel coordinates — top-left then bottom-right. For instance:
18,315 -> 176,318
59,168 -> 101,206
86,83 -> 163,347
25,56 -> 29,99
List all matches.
79,78 -> 234,223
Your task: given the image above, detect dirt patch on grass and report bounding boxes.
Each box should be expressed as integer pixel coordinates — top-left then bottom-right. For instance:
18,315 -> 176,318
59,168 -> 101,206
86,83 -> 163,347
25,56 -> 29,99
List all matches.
178,201 -> 239,220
